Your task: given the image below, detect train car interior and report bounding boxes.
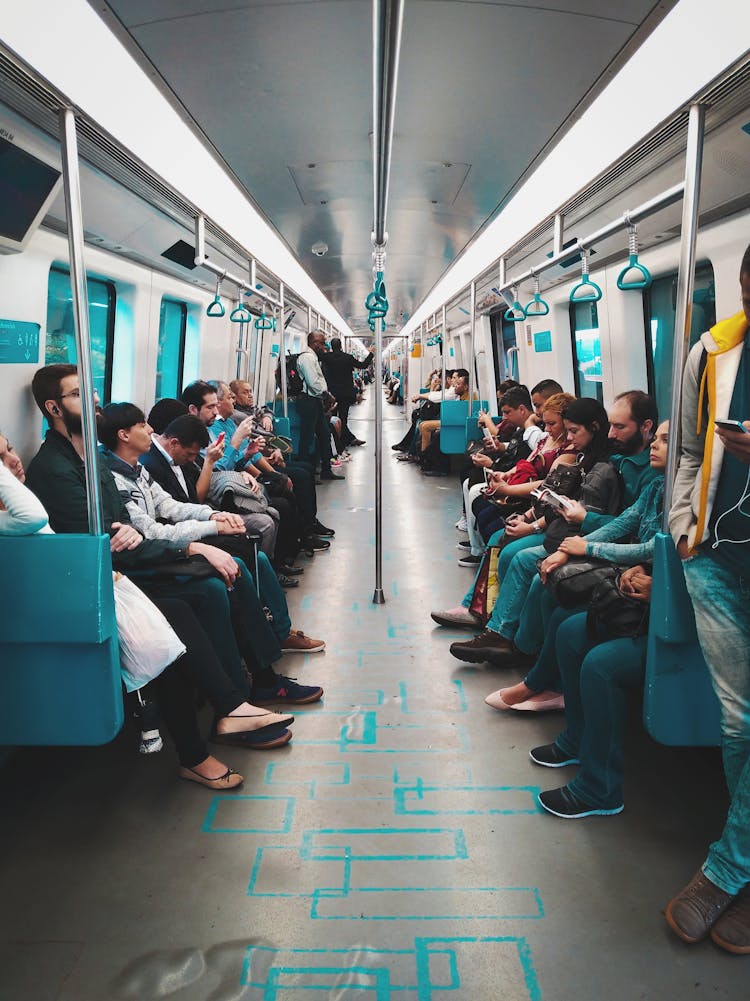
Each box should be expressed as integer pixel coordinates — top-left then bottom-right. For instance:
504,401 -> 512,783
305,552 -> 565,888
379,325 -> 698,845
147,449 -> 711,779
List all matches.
1,1 -> 750,998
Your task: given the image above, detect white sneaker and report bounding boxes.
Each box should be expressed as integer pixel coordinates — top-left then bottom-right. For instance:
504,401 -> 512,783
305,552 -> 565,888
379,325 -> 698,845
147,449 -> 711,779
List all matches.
455,516 -> 468,532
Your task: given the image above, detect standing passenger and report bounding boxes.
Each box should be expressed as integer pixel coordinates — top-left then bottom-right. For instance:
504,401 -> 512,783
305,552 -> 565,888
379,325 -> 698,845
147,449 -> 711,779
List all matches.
665,244 -> 750,954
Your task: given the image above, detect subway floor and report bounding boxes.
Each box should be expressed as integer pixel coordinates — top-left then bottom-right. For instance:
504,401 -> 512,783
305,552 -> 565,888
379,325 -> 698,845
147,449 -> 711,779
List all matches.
0,394 -> 746,1001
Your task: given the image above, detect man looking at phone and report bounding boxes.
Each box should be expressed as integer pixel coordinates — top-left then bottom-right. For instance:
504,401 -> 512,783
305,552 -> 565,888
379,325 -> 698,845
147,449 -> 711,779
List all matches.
665,244 -> 750,953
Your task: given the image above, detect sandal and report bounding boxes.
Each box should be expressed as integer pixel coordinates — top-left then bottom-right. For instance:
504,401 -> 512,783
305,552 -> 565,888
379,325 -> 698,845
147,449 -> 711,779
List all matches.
179,766 -> 243,790
211,725 -> 293,749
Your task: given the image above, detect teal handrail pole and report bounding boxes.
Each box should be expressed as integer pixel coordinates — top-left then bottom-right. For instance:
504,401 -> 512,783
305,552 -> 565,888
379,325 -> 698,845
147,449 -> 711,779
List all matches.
279,282 -> 288,417
59,107 -> 103,536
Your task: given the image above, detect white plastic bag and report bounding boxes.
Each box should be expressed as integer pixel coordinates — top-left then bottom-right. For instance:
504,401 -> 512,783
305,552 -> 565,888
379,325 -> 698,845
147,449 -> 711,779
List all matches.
113,573 -> 186,692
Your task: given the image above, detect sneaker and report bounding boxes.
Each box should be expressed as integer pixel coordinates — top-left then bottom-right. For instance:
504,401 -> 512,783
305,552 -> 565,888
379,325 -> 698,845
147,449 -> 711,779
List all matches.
303,535 -> 331,551
430,606 -> 483,629
458,553 -> 482,567
320,470 -> 345,481
665,870 -> 736,944
277,573 -> 300,588
456,540 -> 472,551
251,676 -> 324,705
529,742 -> 581,768
538,786 -> 623,819
281,563 -> 305,575
350,439 -> 366,446
331,459 -> 343,468
312,520 -> 335,537
449,630 -> 517,664
711,887 -> 750,954
139,728 -> 164,754
280,630 -> 326,654
133,698 -> 162,754
455,516 -> 468,532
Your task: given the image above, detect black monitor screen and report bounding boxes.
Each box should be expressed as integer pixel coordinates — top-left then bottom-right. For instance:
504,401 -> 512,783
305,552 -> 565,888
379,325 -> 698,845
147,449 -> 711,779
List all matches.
0,136 -> 60,243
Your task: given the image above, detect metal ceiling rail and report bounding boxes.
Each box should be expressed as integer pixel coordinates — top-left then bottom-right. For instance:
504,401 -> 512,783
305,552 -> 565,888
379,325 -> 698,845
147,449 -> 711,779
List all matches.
492,182 -> 685,297
372,0 -> 404,249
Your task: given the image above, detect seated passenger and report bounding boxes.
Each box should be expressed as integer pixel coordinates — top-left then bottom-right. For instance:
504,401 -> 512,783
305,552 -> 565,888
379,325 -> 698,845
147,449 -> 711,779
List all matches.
458,387 -> 568,567
530,565 -> 653,818
229,378 -> 274,431
419,368 -> 472,458
98,404 -> 325,656
207,380 -> 333,551
448,397 -> 622,663
25,365 -> 322,708
488,420 -> 668,712
0,430 -> 294,786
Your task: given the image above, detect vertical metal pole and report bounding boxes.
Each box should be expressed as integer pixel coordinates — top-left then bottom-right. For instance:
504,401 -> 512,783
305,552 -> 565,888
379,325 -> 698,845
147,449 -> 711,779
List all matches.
236,317 -> 245,380
554,213 -> 565,257
279,282 -> 288,418
440,304 -> 447,400
468,281 -> 477,403
59,108 -> 103,536
373,308 -> 385,604
663,103 -> 706,527
307,306 -> 313,334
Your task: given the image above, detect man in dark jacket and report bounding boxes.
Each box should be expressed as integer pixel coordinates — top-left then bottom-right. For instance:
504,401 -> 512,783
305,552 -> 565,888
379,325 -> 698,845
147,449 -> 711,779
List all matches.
24,365 -> 322,707
320,337 -> 373,448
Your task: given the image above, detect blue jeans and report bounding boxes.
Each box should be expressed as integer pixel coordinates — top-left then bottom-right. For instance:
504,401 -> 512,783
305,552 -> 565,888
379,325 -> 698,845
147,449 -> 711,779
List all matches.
486,544 -> 547,639
554,613 -> 647,809
683,553 -> 750,895
461,533 -> 542,609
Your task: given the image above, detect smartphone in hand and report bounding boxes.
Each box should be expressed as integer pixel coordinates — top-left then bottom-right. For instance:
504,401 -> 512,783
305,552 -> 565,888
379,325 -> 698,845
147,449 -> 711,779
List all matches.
715,419 -> 748,434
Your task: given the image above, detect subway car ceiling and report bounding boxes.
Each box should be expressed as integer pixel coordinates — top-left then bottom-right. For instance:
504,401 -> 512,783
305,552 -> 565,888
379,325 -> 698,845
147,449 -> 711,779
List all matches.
1,1 -> 749,339
78,0 -> 677,331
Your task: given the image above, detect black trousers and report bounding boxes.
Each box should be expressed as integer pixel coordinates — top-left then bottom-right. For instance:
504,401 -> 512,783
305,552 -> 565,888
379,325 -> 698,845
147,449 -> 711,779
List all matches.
295,394 -> 332,472
149,597 -> 247,768
284,460 -> 317,531
337,398 -> 356,447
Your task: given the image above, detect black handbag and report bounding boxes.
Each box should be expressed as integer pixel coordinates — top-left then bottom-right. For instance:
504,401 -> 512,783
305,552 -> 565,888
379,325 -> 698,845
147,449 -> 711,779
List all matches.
586,573 -> 650,639
126,554 -> 219,583
542,557 -> 619,609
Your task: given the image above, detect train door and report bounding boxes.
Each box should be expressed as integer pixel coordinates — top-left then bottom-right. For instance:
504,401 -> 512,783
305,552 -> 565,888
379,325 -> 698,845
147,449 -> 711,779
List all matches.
569,299 -> 603,403
155,298 -> 187,400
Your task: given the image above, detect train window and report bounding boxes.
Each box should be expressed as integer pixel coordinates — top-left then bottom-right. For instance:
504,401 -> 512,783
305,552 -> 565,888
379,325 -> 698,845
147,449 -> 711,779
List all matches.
45,266 -> 115,402
490,311 -> 517,384
569,300 -> 603,403
155,298 -> 187,400
645,263 -> 715,420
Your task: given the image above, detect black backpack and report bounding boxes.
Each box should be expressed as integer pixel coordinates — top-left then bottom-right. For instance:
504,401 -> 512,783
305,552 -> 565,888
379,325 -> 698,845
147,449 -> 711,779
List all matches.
277,352 -> 304,397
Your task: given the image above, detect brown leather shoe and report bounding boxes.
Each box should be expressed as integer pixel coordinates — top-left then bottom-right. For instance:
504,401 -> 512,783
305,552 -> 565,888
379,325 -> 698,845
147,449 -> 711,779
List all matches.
665,870 -> 735,943
711,886 -> 750,954
449,630 -> 521,665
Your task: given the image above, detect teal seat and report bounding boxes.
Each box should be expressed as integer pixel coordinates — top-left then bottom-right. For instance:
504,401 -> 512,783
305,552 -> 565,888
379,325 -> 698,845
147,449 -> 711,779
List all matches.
643,533 -> 721,747
273,399 -> 302,457
0,534 -> 123,746
465,401 -> 490,446
471,400 -> 489,416
439,400 -> 470,453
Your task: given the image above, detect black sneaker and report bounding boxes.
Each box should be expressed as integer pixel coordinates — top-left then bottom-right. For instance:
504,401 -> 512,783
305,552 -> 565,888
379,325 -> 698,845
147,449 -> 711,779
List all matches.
304,535 -> 331,551
529,743 -> 580,768
538,786 -> 623,818
277,573 -> 300,589
250,676 -> 324,705
456,540 -> 472,551
458,553 -> 482,567
312,520 -> 335,537
281,563 -> 305,576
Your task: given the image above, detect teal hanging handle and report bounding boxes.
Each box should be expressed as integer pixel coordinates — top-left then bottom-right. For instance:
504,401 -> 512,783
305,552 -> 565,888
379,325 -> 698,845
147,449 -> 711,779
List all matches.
570,247 -> 602,303
366,271 -> 389,331
503,285 -> 526,323
523,274 -> 550,317
255,310 -> 274,331
230,290 -> 252,323
617,225 -> 652,290
206,276 -> 225,317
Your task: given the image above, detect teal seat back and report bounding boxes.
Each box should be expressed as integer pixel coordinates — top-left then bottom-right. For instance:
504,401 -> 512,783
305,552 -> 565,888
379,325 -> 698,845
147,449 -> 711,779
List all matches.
465,417 -> 484,444
439,400 -> 470,454
273,400 -> 302,457
471,400 -> 489,416
0,534 -> 123,746
643,533 -> 721,746
274,416 -> 291,440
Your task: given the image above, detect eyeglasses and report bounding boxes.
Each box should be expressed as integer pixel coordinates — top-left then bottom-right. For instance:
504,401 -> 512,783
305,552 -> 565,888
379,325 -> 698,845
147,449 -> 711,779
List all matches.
58,388 -> 81,400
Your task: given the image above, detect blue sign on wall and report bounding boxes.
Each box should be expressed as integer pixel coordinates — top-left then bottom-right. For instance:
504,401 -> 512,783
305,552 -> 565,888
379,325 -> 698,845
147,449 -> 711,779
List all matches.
533,330 -> 552,353
0,319 -> 40,364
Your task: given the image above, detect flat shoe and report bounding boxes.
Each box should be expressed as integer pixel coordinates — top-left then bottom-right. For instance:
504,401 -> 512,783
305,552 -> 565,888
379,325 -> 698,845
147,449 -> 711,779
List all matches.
211,726 -> 293,749
485,690 -> 511,710
179,766 -> 243,790
512,693 -> 565,712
